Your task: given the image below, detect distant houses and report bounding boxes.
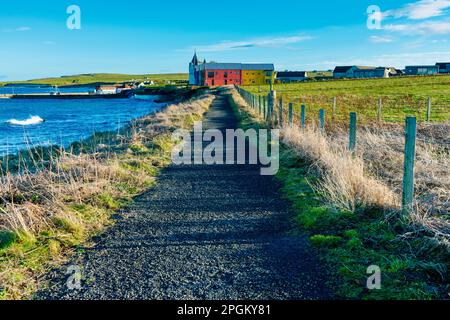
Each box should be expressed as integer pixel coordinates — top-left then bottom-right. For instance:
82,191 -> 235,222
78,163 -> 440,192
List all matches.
405,65 -> 439,76
436,62 -> 450,74
95,84 -> 135,95
333,66 -> 400,79
188,53 -> 450,86
96,85 -> 118,95
189,53 -> 274,86
275,71 -> 308,83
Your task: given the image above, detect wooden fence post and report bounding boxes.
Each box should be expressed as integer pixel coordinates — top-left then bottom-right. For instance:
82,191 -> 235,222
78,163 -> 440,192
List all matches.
289,103 -> 293,127
263,96 -> 267,119
349,112 -> 357,153
402,117 -> 417,215
271,91 -> 277,125
332,97 -> 337,123
259,95 -> 262,115
268,92 -> 274,123
377,97 -> 382,122
426,97 -> 431,122
301,105 -> 306,128
319,109 -> 325,131
279,97 -> 283,125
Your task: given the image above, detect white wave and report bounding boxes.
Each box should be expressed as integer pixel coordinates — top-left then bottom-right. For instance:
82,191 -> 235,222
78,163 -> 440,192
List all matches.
7,116 -> 45,126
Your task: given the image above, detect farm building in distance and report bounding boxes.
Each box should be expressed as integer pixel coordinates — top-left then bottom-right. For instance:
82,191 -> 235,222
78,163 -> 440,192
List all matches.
333,66 -> 399,79
189,53 -> 274,86
276,71 -> 308,83
405,65 -> 439,76
436,62 -> 450,73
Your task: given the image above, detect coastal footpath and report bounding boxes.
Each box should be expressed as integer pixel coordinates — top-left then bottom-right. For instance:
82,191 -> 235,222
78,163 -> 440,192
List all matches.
38,91 -> 331,300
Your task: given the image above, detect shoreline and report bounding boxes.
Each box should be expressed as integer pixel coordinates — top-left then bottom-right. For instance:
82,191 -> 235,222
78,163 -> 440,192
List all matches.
0,88 -> 204,161
0,100 -> 165,169
0,88 -> 214,300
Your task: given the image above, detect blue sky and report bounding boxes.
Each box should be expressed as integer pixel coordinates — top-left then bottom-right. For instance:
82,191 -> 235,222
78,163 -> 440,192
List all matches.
1,0 -> 450,80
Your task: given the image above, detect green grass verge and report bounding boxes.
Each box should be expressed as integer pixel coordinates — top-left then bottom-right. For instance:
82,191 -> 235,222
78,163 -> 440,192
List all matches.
229,89 -> 449,300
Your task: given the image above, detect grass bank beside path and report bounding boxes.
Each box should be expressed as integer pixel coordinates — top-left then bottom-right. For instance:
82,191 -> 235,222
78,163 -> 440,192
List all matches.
0,89 -> 214,300
228,87 -> 449,300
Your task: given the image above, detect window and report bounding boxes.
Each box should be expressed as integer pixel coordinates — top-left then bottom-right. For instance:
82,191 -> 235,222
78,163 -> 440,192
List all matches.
208,72 -> 214,78
224,72 -> 228,78
418,68 -> 430,74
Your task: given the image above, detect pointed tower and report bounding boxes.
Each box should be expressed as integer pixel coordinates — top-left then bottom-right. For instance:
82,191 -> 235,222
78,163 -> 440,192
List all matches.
189,52 -> 199,85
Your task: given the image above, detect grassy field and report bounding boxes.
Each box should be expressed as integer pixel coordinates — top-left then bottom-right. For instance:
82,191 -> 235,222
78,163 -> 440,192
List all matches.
0,73 -> 188,87
245,75 -> 450,123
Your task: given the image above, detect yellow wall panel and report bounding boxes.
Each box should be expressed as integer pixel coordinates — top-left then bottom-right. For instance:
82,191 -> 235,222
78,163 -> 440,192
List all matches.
242,70 -> 274,85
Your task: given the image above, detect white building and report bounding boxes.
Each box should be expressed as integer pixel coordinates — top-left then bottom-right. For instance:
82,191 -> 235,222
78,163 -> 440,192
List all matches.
96,86 -> 118,95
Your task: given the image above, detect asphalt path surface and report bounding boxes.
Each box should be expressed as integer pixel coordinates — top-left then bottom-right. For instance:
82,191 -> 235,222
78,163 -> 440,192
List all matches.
38,92 -> 332,300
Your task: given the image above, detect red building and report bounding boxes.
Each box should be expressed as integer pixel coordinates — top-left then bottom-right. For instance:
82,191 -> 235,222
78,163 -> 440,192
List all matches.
189,53 -> 275,86
202,63 -> 242,86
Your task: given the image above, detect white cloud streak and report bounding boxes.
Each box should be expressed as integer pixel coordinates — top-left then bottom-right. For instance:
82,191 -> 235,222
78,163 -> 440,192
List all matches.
316,51 -> 450,69
370,35 -> 394,43
191,35 -> 313,52
384,20 -> 450,34
383,0 -> 450,20
379,1 -> 450,35
1,26 -> 31,32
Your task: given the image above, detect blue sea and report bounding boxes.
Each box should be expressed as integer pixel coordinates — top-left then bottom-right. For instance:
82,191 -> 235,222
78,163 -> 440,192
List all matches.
0,86 -> 164,156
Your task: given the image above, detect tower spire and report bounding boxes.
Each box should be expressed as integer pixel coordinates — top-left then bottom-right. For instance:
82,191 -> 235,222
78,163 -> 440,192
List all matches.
191,51 -> 199,65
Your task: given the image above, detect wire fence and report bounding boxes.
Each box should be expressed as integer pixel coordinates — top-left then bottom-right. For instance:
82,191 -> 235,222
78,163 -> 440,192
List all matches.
238,87 -> 450,124
235,86 -> 449,216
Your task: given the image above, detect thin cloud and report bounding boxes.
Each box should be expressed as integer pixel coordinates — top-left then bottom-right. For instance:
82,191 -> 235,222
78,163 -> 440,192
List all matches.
370,35 -> 394,43
384,20 -> 450,34
2,26 -> 31,32
323,51 -> 450,68
379,1 -> 450,35
383,0 -> 450,20
16,26 -> 31,31
190,35 -> 313,52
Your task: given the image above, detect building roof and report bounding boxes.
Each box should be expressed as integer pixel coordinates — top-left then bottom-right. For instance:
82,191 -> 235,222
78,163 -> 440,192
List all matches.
191,52 -> 199,65
276,71 -> 307,78
436,62 -> 450,67
202,63 -> 274,71
96,86 -> 117,90
333,66 -> 353,73
203,63 -> 242,70
241,63 -> 274,71
354,66 -> 377,70
406,65 -> 439,68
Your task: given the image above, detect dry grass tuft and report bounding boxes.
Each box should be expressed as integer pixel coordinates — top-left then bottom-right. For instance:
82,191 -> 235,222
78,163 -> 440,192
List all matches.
282,125 -> 399,212
231,87 -> 449,248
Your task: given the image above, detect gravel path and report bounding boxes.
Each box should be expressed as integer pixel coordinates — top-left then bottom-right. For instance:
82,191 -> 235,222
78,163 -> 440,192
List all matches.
38,92 -> 333,300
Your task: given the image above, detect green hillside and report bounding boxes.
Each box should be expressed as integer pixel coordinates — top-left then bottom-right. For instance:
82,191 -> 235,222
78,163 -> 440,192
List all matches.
1,73 -> 188,87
